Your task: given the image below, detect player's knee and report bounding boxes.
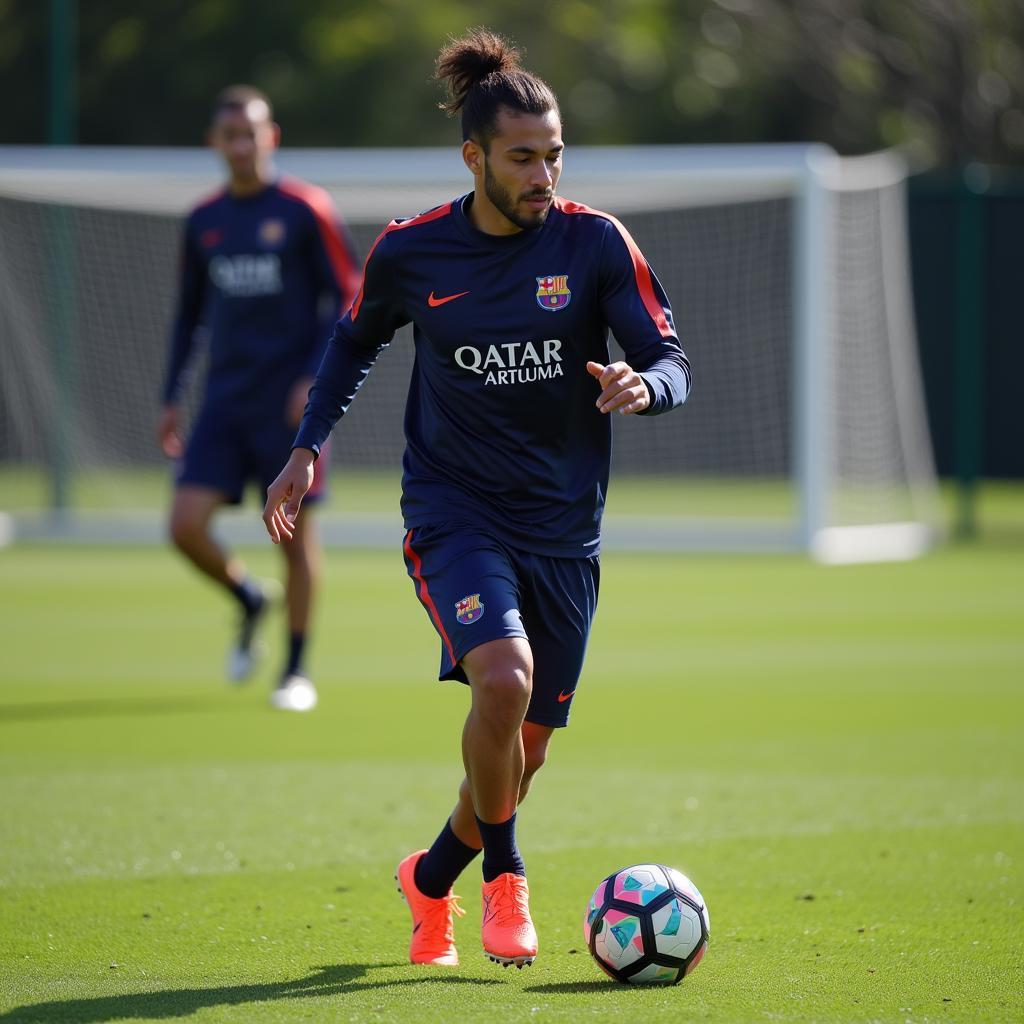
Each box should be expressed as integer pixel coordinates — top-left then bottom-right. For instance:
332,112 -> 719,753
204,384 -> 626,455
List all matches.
523,743 -> 548,781
518,754 -> 546,807
520,753 -> 546,798
472,662 -> 532,721
521,730 -> 552,789
168,509 -> 202,551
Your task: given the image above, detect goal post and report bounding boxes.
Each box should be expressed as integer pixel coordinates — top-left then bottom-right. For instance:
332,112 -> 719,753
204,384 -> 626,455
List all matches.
0,143 -> 941,561
794,145 -> 834,557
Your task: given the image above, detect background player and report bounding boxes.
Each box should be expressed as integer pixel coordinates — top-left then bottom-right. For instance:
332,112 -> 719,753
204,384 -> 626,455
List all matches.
158,85 -> 360,712
263,30 -> 690,962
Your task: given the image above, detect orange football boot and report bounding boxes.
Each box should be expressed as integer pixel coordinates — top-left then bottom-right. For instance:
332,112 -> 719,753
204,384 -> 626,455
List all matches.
480,872 -> 538,968
395,850 -> 464,966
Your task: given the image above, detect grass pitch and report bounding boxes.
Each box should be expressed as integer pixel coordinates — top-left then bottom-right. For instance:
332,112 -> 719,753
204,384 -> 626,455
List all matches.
0,528 -> 1022,1022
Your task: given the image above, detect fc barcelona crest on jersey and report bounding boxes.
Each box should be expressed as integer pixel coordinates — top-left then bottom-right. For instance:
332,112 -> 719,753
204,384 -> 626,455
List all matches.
536,274 -> 571,311
259,218 -> 286,247
455,593 -> 484,625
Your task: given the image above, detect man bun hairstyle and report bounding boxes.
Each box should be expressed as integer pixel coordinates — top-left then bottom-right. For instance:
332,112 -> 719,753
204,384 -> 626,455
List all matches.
435,27 -> 559,149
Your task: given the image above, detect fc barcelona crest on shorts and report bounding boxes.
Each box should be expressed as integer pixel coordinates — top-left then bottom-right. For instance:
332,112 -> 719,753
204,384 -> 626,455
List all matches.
536,274 -> 571,311
455,593 -> 484,625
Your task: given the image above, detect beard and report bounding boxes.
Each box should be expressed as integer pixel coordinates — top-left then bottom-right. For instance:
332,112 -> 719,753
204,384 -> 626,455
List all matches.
484,162 -> 552,231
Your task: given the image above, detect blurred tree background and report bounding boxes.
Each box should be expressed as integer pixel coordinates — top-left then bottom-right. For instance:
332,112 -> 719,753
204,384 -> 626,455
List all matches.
1,0 -> 1022,165
1,0 -> 1021,486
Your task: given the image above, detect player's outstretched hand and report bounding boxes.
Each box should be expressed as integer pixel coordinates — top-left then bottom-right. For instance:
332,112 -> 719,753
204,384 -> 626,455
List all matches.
586,361 -> 650,415
156,405 -> 184,459
263,448 -> 315,544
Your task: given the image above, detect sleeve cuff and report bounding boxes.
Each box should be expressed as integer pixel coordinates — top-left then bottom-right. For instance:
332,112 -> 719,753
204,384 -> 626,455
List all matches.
292,442 -> 321,461
637,373 -> 657,415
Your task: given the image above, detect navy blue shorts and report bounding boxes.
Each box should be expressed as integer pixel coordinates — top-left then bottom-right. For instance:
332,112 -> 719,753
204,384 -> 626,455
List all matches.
402,523 -> 600,728
177,405 -> 328,505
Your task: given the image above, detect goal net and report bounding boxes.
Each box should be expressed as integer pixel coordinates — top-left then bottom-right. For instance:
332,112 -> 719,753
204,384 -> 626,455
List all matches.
0,144 -> 940,561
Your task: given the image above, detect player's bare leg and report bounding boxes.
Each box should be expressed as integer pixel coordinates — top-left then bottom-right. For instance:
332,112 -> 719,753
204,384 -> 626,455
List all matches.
169,484 -> 275,682
461,637 -> 533,823
459,637 -> 539,967
270,510 -> 321,711
169,485 -> 238,587
280,507 -> 321,636
449,721 -> 554,846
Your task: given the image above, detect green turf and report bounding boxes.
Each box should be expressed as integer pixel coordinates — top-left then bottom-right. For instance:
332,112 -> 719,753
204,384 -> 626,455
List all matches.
7,464 -> 1024,540
1,464 -> 798,519
1,529 -> 1022,1021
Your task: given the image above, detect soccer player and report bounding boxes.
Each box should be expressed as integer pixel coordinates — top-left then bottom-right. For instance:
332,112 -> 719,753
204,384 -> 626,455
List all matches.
264,30 -> 690,963
158,85 -> 360,712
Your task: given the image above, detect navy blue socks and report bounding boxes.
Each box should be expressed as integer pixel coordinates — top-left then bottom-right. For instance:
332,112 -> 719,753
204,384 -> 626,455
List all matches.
230,577 -> 264,615
285,632 -> 306,676
476,812 -> 526,883
414,819 -> 481,898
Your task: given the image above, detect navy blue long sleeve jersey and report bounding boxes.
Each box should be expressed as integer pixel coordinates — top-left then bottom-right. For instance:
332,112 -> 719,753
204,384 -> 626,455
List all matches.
163,175 -> 360,415
295,193 -> 691,557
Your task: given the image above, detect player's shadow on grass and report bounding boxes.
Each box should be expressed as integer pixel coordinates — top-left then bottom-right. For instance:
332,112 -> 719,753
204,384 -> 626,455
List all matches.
0,695 -> 244,723
0,962 -> 502,1022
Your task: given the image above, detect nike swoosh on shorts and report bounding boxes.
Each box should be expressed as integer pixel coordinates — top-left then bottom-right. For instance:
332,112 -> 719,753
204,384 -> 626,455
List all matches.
428,290 -> 470,307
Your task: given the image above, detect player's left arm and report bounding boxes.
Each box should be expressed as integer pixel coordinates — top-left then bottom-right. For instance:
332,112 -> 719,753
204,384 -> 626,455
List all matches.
592,218 -> 691,416
158,217 -> 207,455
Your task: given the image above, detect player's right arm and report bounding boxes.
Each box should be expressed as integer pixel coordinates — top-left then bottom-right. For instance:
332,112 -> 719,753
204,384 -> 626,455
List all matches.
264,447 -> 315,543
157,217 -> 206,457
263,229 -> 409,540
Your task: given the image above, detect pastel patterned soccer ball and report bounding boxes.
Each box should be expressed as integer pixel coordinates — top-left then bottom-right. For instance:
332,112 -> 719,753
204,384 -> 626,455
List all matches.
583,864 -> 710,984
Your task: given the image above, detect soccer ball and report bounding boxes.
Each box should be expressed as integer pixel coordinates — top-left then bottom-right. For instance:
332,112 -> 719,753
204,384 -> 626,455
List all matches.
583,863 -> 710,984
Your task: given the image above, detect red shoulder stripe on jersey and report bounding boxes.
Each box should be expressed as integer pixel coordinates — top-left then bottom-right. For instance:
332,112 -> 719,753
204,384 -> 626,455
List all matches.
403,529 -> 456,666
554,196 -> 674,339
351,202 -> 453,320
277,176 -> 361,307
